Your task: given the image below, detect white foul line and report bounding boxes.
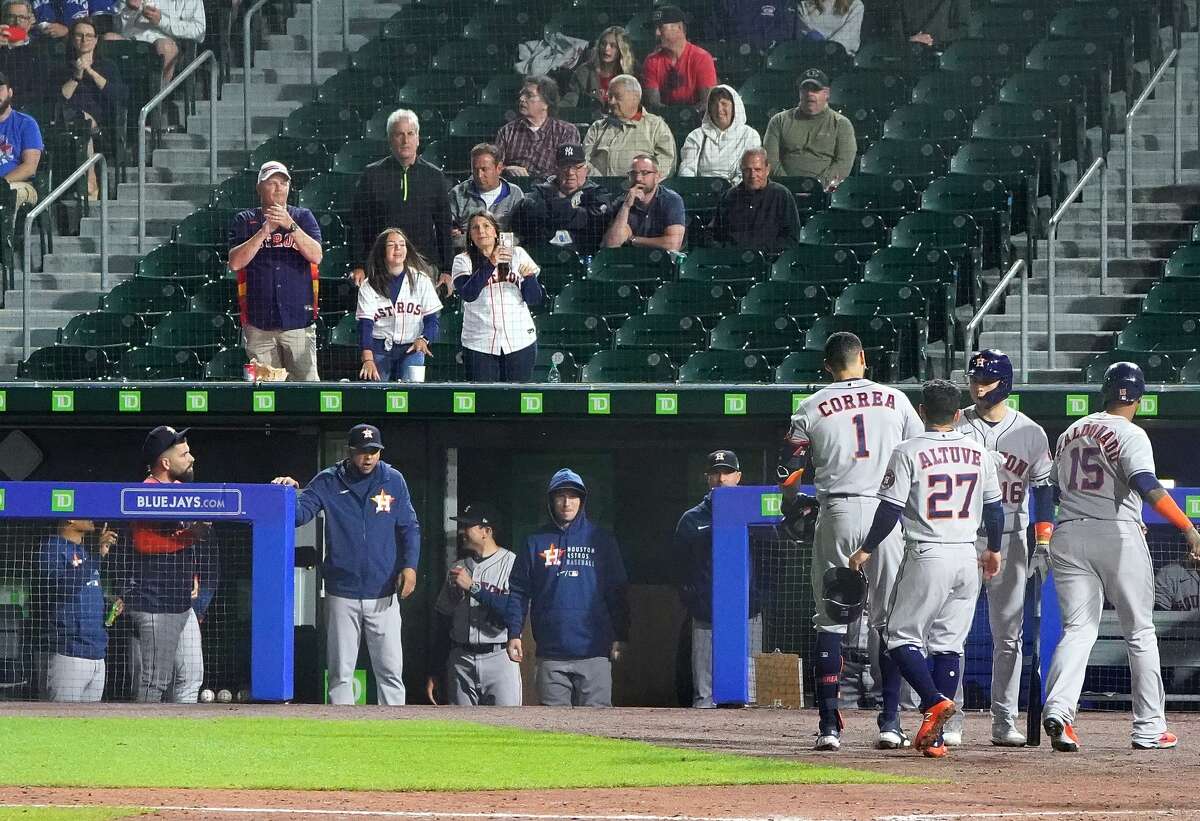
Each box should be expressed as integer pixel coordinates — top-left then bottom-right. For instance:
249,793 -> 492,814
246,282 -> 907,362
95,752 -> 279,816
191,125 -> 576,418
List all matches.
880,812 -> 1200,820
0,805 -> 826,821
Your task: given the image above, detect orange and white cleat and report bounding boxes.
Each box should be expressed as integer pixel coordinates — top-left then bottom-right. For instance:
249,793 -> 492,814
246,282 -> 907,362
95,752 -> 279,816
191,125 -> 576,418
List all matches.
1133,731 -> 1178,750
1044,716 -> 1080,752
914,698 -> 956,751
923,738 -> 948,758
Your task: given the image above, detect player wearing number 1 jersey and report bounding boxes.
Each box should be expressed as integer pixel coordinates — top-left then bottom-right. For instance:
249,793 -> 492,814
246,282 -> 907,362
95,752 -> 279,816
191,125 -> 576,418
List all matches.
1043,362 -> 1200,752
779,332 -> 923,751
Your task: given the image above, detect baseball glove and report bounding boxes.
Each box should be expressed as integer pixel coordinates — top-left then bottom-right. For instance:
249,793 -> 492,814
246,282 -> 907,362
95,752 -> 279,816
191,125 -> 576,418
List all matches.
780,492 -> 819,542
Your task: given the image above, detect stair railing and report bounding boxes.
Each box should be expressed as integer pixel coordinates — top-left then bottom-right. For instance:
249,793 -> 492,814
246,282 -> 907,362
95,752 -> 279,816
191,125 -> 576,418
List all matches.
1047,156 -> 1107,372
1125,47 -> 1182,257
962,259 -> 1028,383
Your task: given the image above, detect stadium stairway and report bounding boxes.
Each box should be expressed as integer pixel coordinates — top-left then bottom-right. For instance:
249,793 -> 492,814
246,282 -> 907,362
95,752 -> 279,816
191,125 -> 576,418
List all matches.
972,28 -> 1200,383
0,0 -> 382,379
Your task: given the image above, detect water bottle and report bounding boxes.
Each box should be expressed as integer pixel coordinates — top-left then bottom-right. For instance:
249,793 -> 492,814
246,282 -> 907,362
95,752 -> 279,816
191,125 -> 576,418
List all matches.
547,351 -> 563,384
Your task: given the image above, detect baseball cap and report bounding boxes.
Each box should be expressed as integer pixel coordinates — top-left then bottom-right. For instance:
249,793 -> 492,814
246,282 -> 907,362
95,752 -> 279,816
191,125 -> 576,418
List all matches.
451,503 -> 498,529
799,68 -> 830,89
257,161 -> 291,183
143,426 -> 189,466
347,423 -> 384,451
652,4 -> 686,24
556,143 -> 586,168
706,449 -> 741,472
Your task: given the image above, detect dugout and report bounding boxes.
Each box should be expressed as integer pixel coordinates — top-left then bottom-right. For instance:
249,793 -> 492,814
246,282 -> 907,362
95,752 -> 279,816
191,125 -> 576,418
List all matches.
0,382 -> 1198,706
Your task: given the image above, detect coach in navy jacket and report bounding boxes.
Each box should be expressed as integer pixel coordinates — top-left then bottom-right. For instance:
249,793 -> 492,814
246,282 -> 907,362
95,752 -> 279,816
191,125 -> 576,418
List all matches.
505,468 -> 630,706
274,423 -> 421,705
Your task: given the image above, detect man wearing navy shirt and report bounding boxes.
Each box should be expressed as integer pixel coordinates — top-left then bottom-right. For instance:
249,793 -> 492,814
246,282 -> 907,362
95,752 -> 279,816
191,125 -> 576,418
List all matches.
602,153 -> 685,251
228,160 -> 324,381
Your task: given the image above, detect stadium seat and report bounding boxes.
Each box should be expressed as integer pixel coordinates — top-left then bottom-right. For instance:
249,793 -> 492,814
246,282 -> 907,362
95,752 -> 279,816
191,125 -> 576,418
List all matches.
891,210 -> 982,301
211,170 -> 298,210
678,247 -> 767,295
204,346 -> 250,380
1047,5 -> 1133,93
296,173 -> 357,218
526,245 -> 587,297
999,71 -> 1090,151
910,71 -> 998,121
805,314 -> 902,380
835,281 -> 931,374
318,277 -> 359,317
968,5 -> 1050,53
1180,354 -> 1200,384
136,244 -> 224,292
1115,313 -> 1200,357
772,176 -> 829,219
581,349 -> 677,383
1024,38 -> 1114,125
173,208 -> 237,252
1164,245 -> 1200,280
770,245 -> 861,294
862,245 -> 958,341
710,39 -> 766,90
798,211 -> 889,256
882,104 -> 971,155
17,345 -> 112,381
829,174 -> 919,227
100,279 -> 189,324
116,346 -> 205,381
613,314 -> 708,357
314,212 -> 349,249
829,70 -> 910,115
277,102 -> 363,145
425,342 -> 470,382
739,72 -> 799,111
853,40 -> 938,74
148,312 -> 240,362
971,101 -> 1072,198
858,139 -> 948,192
774,349 -> 831,383
479,74 -> 526,109
766,40 -> 853,78
188,279 -> 239,315
318,314 -> 361,381
533,313 -> 612,359
646,281 -> 737,323
532,348 -> 579,383
678,350 -> 773,383
381,6 -> 461,44
331,140 -> 388,176
741,281 -> 831,323
396,73 -> 478,115
449,106 -> 513,143
542,7 -> 621,42
921,174 -> 1012,271
465,7 -> 535,47
1143,281 -> 1200,315
949,140 -> 1041,237
349,37 -> 430,78
1083,349 -> 1179,383
59,311 -> 149,350
587,247 -> 675,287
843,106 -> 884,153
666,176 -> 731,216
316,69 -> 396,115
938,39 -> 1024,76
709,314 -> 805,358
247,138 -> 331,186
553,280 -> 644,326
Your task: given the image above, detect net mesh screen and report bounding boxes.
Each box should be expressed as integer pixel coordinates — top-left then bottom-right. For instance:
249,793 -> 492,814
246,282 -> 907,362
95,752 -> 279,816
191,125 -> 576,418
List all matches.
0,518 -> 251,703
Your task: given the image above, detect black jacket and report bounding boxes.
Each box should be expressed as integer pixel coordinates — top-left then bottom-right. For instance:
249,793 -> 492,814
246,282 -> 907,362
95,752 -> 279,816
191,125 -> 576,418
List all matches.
510,177 -> 614,255
674,492 -> 762,623
711,181 -> 801,253
352,155 -> 453,271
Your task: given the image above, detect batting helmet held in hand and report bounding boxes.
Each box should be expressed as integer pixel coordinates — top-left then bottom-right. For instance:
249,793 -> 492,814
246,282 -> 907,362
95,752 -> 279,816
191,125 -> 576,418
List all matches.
1101,361 -> 1146,405
821,567 -> 867,625
967,349 -> 1013,405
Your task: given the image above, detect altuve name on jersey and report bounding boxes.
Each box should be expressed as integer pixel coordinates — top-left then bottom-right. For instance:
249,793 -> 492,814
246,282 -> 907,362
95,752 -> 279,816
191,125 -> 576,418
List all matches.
1058,422 -> 1122,461
816,390 -> 898,417
917,445 -> 983,469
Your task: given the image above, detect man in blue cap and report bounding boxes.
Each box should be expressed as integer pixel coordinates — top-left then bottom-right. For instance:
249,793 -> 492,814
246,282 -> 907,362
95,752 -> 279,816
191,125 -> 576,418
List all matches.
273,424 -> 421,705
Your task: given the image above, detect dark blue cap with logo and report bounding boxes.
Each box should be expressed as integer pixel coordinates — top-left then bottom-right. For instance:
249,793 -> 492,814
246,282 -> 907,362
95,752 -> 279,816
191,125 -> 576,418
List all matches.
143,425 -> 189,466
556,143 -> 585,167
348,423 -> 384,451
707,449 -> 741,472
451,503 -> 498,528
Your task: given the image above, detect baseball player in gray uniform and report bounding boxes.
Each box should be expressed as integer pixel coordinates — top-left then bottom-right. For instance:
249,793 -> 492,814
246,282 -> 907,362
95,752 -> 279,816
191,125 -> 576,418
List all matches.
944,350 -> 1055,747
780,332 -> 923,750
850,379 -> 1005,759
1042,362 -> 1200,752
1155,558 -> 1200,611
427,504 -> 522,706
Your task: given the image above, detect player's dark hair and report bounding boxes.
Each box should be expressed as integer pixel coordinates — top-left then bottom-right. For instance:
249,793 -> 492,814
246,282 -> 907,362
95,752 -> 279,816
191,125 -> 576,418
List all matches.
365,227 -> 437,299
921,379 -> 962,425
823,332 -> 863,370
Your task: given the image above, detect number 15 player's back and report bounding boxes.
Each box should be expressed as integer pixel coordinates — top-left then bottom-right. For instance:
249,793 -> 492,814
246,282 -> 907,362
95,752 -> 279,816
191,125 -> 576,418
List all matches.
1053,411 -> 1153,523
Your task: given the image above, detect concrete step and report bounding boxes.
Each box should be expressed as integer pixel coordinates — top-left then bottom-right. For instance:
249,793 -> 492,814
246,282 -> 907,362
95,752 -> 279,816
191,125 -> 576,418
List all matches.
0,308 -> 86,330
1032,238 -> 1187,257
0,328 -> 61,357
974,340 -> 1108,369
249,47 -> 348,71
1026,256 -> 1163,279
42,253 -> 140,274
227,67 -> 338,87
265,33 -> 370,53
0,289 -> 102,311
117,182 -> 219,202
84,201 -> 204,222
988,313 -> 1130,332
1058,203 -> 1200,220
1104,168 -> 1200,186
13,272 -> 134,291
1000,294 -> 1143,314
194,100 -> 302,119
218,80 -> 320,104
43,236 -> 152,256
151,148 -> 253,170
1051,221 -> 1193,240
978,330 -> 1112,354
184,112 -> 290,137
79,216 -> 181,240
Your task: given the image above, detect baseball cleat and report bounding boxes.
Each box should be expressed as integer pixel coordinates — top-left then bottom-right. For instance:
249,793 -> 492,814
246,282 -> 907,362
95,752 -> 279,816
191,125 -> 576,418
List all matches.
814,732 -> 841,751
1044,716 -> 1080,752
991,727 -> 1027,747
877,727 -> 911,750
941,730 -> 962,747
923,738 -> 948,758
914,698 -> 956,751
1132,731 -> 1178,750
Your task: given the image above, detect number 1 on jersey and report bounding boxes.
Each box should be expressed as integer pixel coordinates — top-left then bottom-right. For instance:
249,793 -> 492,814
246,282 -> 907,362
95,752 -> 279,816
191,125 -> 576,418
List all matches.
852,414 -> 869,459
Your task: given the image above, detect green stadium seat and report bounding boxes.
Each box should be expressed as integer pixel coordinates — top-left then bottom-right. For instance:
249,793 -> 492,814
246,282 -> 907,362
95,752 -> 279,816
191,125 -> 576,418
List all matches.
883,104 -> 971,155
1083,349 -> 1178,383
835,281 -> 931,375
709,314 -> 804,358
532,348 -> 580,383
449,106 -> 513,143
438,309 -> 463,343
740,281 -> 832,322
1115,313 -> 1200,357
319,277 -> 359,317
554,280 -> 644,325
189,279 -> 239,314
798,212 -> 888,256
774,349 -> 831,383
645,281 -> 737,323
424,342 -> 470,382
297,173 -> 357,218
968,5 -> 1050,53
1165,245 -> 1200,280
891,210 -> 982,303
17,345 -> 112,381
678,247 -> 767,295
116,346 -> 204,381
316,69 -> 396,115
381,6 -> 461,44
999,71 -> 1090,144
318,313 -> 361,381
972,102 -> 1070,163
771,245 -> 861,294
667,176 -> 731,216
938,39 -> 1024,76
1179,354 -> 1200,384
173,208 -> 238,252
766,40 -> 853,78
588,247 -> 674,287
829,71 -> 910,114
479,74 -> 526,108
1047,6 -> 1133,93
711,40 -> 766,89
527,245 -> 587,297
534,313 -> 612,360
910,71 -> 998,120
148,312 -> 240,362
211,170 -> 299,211
100,279 -> 189,323
136,244 -> 224,292
806,314 -> 902,380
949,140 -> 1041,237
581,349 -> 677,383
204,346 -> 250,380
862,245 -> 958,339
247,137 -> 331,186
277,102 -> 363,145
59,311 -> 149,349
829,174 -> 919,227
1024,38 -> 1114,126
921,173 -> 1012,272
739,72 -> 798,110
420,137 -> 476,177
843,106 -> 884,153
314,212 -> 350,249
542,7 -> 623,41
613,314 -> 708,358
772,176 -> 829,219
397,72 -> 478,115
464,8 -> 535,46
623,11 -> 657,57
853,40 -> 938,74
349,37 -> 430,78
1143,281 -> 1200,315
331,140 -> 388,176
678,350 -> 772,383
1190,224 -> 1200,244
858,139 -> 948,192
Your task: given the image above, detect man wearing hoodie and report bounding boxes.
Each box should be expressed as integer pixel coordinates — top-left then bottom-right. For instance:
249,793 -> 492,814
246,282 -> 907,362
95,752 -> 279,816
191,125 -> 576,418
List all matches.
272,424 -> 421,706
506,469 -> 630,707
763,68 -> 856,190
510,143 -> 614,254
583,75 -> 676,178
677,86 -> 762,185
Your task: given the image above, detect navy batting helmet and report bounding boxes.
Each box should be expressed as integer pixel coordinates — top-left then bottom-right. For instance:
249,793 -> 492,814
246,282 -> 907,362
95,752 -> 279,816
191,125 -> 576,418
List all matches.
821,567 -> 867,625
1101,361 -> 1146,404
967,349 -> 1013,405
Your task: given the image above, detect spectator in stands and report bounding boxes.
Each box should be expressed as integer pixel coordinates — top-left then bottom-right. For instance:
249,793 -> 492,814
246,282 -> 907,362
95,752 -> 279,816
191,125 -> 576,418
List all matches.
583,75 -> 676,177
0,2 -> 43,102
763,68 -> 855,190
642,5 -> 717,110
677,85 -> 761,184
352,108 -> 454,289
104,0 -> 205,85
357,227 -> 442,384
228,161 -> 324,382
39,519 -> 118,702
57,17 -> 123,200
32,0 -> 85,37
510,142 -> 614,254
0,71 -> 43,211
797,0 -> 864,55
563,26 -> 636,111
495,75 -> 580,180
450,143 -> 524,250
452,211 -> 542,382
711,148 -> 801,252
722,0 -> 800,52
889,0 -> 967,48
602,154 -> 685,252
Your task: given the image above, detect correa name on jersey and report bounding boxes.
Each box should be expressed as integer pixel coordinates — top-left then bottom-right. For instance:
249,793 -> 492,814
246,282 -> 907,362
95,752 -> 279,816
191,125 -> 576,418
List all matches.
816,389 -> 898,417
916,445 -> 984,469
1057,422 -> 1123,460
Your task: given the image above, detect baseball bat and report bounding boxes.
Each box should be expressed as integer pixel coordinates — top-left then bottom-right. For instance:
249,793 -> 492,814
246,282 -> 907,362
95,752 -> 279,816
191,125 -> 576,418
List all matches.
1025,542 -> 1043,746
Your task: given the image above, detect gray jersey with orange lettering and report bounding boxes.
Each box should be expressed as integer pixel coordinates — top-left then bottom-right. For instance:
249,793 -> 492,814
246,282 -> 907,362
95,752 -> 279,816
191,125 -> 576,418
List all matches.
1052,411 -> 1155,524
955,407 -> 1053,533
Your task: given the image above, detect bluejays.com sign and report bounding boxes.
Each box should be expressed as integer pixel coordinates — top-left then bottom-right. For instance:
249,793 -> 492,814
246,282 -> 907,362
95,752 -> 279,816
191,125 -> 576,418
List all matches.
120,488 -> 243,517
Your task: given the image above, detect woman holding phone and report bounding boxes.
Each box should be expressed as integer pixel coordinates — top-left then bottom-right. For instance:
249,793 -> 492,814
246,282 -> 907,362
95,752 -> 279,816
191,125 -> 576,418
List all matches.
451,212 -> 543,382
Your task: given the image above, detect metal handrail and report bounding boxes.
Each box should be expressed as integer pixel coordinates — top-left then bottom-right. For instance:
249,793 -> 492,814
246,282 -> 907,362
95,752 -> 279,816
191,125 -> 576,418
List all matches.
1047,156 -> 1108,372
1125,47 -> 1181,256
308,0 -> 350,85
242,0 -> 270,153
23,154 -> 108,357
138,50 -> 219,253
962,259 -> 1028,383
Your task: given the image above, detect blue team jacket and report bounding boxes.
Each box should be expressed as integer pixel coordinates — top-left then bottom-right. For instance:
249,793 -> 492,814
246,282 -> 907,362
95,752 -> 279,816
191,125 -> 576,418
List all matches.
39,535 -> 107,660
506,469 -> 630,659
295,459 -> 421,600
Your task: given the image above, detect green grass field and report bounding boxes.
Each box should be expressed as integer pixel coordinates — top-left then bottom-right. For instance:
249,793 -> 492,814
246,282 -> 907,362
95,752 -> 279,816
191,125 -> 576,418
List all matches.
0,717 -> 914,792
0,809 -> 146,820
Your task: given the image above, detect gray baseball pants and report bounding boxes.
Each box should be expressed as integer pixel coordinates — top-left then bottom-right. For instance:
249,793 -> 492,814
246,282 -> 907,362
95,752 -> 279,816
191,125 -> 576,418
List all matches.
536,657 -> 612,706
449,646 -> 522,706
46,654 -> 105,702
326,594 -> 406,705
691,614 -> 763,707
129,610 -> 190,703
168,609 -> 204,703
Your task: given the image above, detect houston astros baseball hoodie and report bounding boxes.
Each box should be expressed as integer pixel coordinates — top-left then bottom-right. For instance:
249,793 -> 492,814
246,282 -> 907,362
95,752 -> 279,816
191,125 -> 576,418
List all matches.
506,469 -> 630,660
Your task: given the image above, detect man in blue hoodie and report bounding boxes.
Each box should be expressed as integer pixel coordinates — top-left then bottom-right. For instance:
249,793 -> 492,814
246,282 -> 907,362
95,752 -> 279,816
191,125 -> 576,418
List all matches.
40,518 -> 118,702
506,469 -> 630,706
273,424 -> 421,705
